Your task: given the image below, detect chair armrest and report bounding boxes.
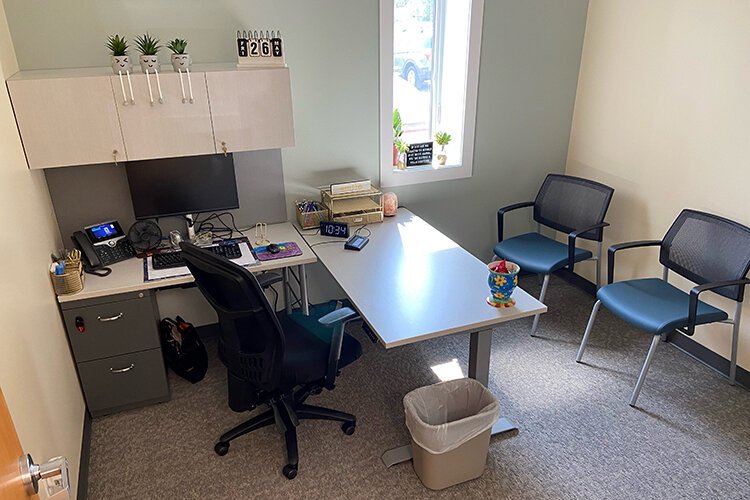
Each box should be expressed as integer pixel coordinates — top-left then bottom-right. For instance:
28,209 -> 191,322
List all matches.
256,272 -> 283,289
318,307 -> 360,389
687,279 -> 750,336
607,240 -> 662,284
566,222 -> 610,272
497,201 -> 534,243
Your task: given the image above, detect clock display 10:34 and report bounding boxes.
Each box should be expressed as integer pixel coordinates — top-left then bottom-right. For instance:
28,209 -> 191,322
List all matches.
319,221 -> 350,238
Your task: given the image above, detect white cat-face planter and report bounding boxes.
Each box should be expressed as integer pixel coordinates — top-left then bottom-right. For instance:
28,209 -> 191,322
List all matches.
111,55 -> 132,74
171,53 -> 192,72
139,55 -> 159,73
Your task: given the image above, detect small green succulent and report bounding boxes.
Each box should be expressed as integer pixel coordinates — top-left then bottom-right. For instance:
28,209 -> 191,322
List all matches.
434,131 -> 452,151
394,138 -> 410,154
106,35 -> 128,56
167,38 -> 188,54
134,33 -> 162,55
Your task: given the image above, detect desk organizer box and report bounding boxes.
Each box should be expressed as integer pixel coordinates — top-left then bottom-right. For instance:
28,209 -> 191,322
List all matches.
51,261 -> 85,295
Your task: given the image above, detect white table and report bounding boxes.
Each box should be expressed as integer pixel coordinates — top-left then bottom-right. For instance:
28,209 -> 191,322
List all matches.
303,209 -> 547,466
58,222 -> 317,313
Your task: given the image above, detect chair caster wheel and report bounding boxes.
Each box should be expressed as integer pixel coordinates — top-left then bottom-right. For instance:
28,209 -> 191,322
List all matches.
282,464 -> 298,479
342,421 -> 356,435
214,441 -> 230,456
312,387 -> 323,395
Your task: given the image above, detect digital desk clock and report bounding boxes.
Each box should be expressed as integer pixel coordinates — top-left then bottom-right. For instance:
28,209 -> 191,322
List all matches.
320,221 -> 350,238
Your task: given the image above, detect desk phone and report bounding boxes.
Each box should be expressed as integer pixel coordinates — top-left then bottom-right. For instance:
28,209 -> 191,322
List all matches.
72,221 -> 135,273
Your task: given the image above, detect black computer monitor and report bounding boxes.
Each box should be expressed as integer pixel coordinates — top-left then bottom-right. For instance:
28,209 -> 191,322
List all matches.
126,154 -> 240,219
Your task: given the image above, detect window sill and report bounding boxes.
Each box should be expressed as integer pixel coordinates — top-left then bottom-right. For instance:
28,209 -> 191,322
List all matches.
382,161 -> 472,187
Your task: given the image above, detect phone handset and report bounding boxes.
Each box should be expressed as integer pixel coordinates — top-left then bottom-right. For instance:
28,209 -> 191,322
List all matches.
71,231 -> 112,276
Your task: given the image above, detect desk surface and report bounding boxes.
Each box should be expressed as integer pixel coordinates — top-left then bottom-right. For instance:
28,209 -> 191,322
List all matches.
58,222 -> 316,304
303,209 -> 547,348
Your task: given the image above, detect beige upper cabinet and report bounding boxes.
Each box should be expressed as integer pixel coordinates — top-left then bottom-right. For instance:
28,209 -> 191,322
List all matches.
113,71 -> 215,161
206,68 -> 295,154
7,75 -> 126,169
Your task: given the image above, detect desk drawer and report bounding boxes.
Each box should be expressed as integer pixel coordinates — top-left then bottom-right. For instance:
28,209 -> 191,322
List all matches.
78,348 -> 169,416
63,294 -> 160,362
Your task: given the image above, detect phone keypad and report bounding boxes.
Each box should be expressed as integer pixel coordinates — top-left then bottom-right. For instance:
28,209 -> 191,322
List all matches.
98,240 -> 135,266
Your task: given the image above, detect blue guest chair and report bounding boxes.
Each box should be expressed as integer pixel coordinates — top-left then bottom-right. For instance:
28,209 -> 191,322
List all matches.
576,210 -> 750,406
495,174 -> 614,336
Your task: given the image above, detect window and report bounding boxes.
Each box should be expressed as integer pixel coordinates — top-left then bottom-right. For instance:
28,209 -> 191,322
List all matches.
380,0 -> 484,187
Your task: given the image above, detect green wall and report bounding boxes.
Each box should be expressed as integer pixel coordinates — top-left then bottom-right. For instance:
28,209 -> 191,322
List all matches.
3,0 -> 588,259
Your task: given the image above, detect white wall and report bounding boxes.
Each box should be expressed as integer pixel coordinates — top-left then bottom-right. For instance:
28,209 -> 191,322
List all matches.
0,7 -> 85,497
567,0 -> 750,369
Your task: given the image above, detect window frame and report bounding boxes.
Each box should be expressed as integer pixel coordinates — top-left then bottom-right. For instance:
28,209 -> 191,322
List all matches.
379,0 -> 484,188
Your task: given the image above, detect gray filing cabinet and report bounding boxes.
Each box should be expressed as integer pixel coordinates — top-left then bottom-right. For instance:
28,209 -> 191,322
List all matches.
61,290 -> 169,417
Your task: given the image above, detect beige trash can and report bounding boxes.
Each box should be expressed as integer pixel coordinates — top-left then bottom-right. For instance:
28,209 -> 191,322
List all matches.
404,378 -> 499,490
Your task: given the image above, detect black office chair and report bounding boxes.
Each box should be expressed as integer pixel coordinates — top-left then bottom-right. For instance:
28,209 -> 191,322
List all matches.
494,174 -> 615,336
576,209 -> 750,406
179,242 -> 362,479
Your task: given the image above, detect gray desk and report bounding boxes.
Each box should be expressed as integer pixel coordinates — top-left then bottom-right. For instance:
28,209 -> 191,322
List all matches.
303,209 -> 547,466
57,222 -> 316,416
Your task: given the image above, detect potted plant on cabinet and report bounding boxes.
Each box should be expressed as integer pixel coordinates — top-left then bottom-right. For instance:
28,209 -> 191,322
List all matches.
393,108 -> 404,166
434,131 -> 452,166
134,33 -> 162,73
106,35 -> 131,74
394,138 -> 410,170
167,38 -> 191,71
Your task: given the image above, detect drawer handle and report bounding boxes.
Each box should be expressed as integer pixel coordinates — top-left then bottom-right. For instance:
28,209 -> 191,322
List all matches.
110,364 -> 134,374
97,313 -> 123,322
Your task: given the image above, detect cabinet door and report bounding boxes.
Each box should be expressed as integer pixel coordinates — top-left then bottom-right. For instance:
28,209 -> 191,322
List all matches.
206,68 -> 295,153
113,71 -> 216,160
7,76 -> 125,169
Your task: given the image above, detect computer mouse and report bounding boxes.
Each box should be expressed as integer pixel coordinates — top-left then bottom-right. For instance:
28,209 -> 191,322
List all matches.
267,243 -> 280,254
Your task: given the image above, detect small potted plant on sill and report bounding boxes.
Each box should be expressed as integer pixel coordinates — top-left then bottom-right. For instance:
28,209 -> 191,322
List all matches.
106,34 -> 131,74
134,33 -> 162,73
434,131 -> 452,166
393,108 -> 404,166
395,138 -> 410,170
167,38 -> 191,72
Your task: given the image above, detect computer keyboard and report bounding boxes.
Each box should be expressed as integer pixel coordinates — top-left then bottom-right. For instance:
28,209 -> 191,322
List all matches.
152,242 -> 242,270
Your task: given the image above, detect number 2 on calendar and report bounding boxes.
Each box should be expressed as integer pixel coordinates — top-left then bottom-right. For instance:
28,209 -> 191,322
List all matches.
249,40 -> 260,57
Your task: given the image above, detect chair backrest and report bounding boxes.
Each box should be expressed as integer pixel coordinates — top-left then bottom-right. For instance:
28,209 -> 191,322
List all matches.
660,209 -> 750,301
179,242 -> 285,391
534,174 -> 614,241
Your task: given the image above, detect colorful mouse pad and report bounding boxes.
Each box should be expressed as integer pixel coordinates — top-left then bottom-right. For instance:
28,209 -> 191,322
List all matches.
255,242 -> 303,261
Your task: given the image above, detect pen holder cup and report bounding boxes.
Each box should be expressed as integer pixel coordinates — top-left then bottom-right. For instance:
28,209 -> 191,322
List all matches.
296,204 -> 328,230
50,261 -> 85,296
486,261 -> 519,308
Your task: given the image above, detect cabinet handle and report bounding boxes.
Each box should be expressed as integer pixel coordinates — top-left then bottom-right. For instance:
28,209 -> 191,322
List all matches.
112,149 -> 119,165
178,69 -> 187,103
154,68 -> 164,104
185,67 -> 194,103
97,312 -> 123,322
110,364 -> 134,374
145,71 -> 155,106
221,141 -> 228,156
117,71 -> 129,106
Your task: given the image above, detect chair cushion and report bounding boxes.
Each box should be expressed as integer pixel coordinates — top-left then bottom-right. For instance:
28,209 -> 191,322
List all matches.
493,232 -> 593,275
597,278 -> 728,335
277,305 -> 362,388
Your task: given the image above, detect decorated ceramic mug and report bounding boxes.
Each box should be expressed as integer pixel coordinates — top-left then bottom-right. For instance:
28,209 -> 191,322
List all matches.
486,260 -> 520,308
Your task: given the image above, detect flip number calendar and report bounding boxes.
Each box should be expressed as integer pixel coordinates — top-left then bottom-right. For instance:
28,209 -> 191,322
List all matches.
236,30 -> 286,68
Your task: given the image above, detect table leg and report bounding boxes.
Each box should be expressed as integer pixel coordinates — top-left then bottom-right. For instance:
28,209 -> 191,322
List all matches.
382,328 -> 517,468
470,329 -> 518,436
283,267 -> 292,314
299,264 -> 309,316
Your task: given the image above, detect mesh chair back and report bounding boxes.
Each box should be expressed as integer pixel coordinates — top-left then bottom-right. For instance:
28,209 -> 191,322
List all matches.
534,174 -> 614,241
180,243 -> 285,391
660,210 -> 750,301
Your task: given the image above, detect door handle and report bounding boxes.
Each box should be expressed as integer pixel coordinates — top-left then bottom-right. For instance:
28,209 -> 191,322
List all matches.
110,363 -> 135,373
97,312 -> 123,322
19,454 -> 71,498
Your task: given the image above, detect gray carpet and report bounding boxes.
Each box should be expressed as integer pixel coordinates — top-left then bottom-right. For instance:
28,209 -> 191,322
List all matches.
86,276 -> 750,499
